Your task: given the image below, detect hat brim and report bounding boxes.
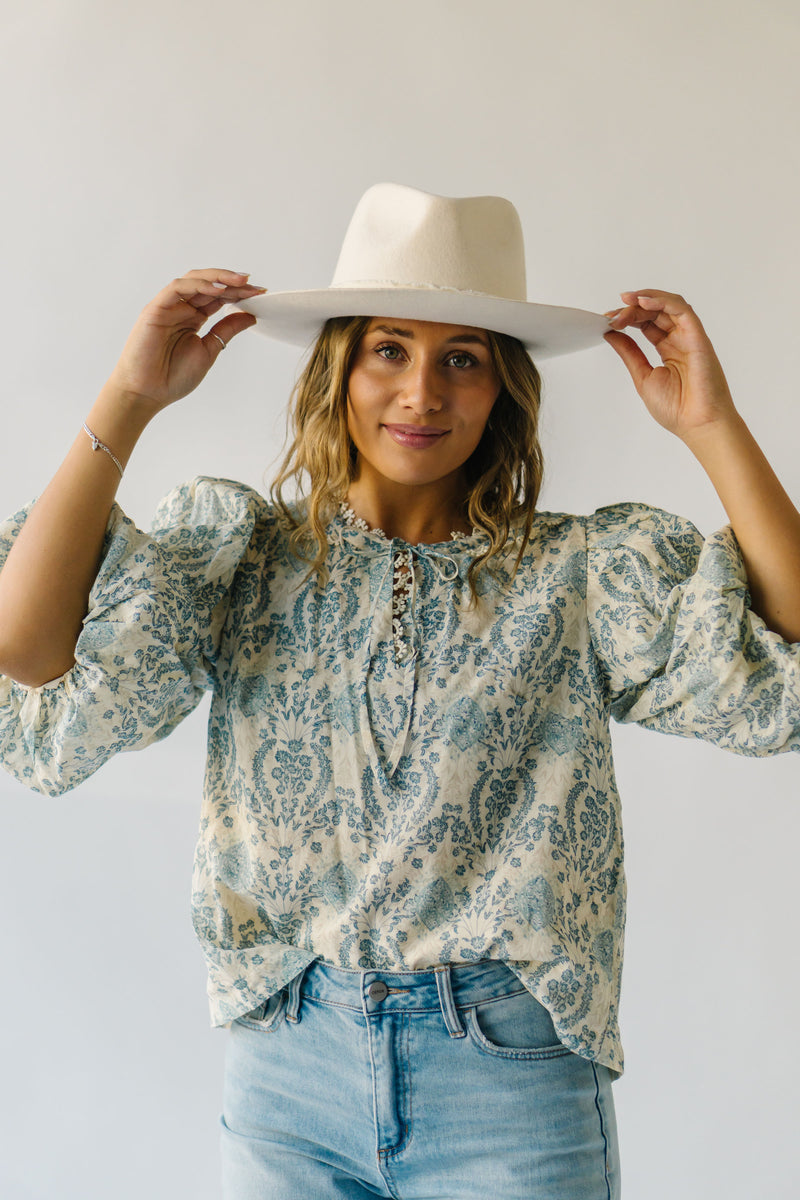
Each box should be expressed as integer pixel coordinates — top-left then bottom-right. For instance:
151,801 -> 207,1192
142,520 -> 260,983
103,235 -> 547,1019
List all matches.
236,287 -> 611,359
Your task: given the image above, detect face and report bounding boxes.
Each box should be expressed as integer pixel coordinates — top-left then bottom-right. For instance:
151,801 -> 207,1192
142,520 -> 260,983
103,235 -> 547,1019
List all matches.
346,318 -> 501,494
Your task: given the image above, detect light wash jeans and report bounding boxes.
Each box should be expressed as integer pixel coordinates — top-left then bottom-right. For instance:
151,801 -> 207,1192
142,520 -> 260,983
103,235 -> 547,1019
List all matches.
220,959 -> 620,1199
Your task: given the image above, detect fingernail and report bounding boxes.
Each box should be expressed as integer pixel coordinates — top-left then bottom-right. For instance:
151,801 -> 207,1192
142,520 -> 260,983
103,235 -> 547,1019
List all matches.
213,281 -> 227,289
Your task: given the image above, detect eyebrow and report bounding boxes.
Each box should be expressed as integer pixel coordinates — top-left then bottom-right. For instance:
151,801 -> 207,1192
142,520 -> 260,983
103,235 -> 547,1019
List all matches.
372,324 -> 489,347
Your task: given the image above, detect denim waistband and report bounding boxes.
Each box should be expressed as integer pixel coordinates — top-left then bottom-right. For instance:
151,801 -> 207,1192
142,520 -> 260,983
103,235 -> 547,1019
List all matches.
281,959 -> 528,1039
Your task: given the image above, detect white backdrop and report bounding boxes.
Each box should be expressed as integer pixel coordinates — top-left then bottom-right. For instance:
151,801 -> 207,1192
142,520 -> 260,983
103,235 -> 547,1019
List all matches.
1,2 -> 798,1197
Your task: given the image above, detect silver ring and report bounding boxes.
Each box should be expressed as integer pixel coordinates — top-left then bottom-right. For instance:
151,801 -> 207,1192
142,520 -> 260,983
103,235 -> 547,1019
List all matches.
212,333 -> 226,351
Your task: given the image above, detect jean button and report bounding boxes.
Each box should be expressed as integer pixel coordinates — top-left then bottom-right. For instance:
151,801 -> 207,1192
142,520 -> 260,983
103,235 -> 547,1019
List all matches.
368,980 -> 389,1002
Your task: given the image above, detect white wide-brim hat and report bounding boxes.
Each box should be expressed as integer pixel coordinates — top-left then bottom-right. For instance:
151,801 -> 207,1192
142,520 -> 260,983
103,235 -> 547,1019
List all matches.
237,182 -> 611,358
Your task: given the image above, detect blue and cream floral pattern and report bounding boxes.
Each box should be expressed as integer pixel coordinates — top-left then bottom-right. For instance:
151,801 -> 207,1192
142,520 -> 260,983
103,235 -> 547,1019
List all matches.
1,477 -> 799,1075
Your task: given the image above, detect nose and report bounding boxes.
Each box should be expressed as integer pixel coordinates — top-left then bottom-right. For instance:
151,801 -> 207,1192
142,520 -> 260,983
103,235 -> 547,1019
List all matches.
399,359 -> 443,413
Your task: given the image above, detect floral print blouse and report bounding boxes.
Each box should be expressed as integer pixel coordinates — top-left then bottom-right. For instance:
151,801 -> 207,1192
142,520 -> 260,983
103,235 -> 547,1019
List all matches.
1,477 -> 798,1075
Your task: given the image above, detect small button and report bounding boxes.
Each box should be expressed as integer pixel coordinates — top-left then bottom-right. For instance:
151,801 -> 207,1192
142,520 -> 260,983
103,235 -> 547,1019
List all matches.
368,981 -> 389,1002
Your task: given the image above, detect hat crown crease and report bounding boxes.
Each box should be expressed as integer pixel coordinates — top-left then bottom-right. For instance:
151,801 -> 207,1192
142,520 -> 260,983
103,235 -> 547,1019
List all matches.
330,183 -> 528,303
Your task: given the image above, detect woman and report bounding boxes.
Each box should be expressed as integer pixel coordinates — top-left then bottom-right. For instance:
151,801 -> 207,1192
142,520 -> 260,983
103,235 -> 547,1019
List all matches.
0,184 -> 798,1199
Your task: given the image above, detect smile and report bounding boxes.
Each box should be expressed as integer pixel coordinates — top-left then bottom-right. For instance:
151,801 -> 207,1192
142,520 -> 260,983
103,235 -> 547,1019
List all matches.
383,424 -> 449,449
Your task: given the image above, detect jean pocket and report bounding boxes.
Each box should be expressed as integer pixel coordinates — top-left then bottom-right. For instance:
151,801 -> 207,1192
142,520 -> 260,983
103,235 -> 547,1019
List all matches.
234,990 -> 287,1032
465,988 -> 572,1060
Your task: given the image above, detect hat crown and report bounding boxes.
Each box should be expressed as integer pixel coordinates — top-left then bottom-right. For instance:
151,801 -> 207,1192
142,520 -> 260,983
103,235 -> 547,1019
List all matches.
331,182 -> 527,302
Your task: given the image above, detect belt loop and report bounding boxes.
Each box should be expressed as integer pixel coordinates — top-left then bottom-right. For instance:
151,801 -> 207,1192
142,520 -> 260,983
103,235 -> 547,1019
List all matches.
435,965 -> 466,1038
285,965 -> 308,1024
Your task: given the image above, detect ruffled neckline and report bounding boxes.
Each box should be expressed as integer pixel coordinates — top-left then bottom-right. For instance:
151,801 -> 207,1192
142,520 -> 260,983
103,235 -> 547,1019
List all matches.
333,502 -> 489,557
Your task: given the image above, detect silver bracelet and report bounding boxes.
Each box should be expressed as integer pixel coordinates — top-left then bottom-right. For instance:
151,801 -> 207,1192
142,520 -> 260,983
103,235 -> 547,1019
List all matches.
82,422 -> 124,479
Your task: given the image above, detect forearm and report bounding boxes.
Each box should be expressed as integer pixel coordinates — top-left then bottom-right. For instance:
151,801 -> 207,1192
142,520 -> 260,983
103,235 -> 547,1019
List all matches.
0,385 -> 156,686
683,413 -> 800,642
0,269 -> 261,688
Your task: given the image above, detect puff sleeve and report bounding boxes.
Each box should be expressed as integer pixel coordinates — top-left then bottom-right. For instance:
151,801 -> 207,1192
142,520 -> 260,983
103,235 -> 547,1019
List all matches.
0,477 -> 264,796
586,502 -> 800,755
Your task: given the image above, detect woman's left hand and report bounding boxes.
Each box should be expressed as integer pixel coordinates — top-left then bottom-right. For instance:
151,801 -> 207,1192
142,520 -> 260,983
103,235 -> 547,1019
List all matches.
604,290 -> 736,440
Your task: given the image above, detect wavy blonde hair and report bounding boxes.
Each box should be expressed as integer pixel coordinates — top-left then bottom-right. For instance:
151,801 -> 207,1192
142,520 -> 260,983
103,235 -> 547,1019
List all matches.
271,316 -> 544,597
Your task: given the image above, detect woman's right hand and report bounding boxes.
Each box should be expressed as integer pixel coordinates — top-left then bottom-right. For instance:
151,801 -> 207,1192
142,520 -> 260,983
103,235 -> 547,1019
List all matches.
105,269 -> 266,414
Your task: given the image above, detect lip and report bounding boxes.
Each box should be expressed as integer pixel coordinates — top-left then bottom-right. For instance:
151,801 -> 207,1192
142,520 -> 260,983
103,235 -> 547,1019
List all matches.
383,423 -> 450,448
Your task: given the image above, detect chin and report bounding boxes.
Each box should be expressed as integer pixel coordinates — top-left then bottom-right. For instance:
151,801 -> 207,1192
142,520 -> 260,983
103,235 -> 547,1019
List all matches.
380,463 -> 460,489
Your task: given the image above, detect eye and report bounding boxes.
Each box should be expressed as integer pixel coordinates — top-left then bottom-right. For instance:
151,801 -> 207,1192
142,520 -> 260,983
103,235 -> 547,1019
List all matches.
446,351 -> 478,369
375,342 -> 405,362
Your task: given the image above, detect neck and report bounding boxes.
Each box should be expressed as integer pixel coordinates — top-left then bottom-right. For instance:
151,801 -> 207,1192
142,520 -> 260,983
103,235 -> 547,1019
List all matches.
346,473 -> 470,544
